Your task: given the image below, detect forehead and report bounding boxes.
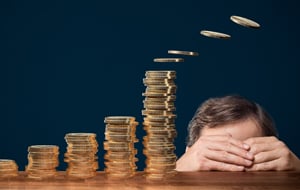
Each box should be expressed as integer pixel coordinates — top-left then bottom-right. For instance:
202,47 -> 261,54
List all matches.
200,118 -> 263,141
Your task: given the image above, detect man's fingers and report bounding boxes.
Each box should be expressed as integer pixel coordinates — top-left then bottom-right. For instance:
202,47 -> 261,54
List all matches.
201,135 -> 251,150
253,149 -> 280,164
205,149 -> 253,167
207,140 -> 253,160
245,136 -> 286,155
207,160 -> 245,171
244,136 -> 277,144
246,159 -> 279,171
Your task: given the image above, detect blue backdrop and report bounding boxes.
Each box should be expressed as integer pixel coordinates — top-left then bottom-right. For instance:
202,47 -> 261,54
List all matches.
0,0 -> 299,171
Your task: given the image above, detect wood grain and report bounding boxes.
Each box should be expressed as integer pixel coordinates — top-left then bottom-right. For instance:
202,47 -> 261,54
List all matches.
0,171 -> 299,190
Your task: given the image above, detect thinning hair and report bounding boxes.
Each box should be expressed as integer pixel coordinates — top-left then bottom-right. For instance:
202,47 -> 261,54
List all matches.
186,95 -> 278,147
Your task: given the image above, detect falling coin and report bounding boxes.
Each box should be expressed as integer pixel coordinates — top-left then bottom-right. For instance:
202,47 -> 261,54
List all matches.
200,30 -> 231,39
230,15 -> 260,28
153,58 -> 184,63
168,50 -> 199,56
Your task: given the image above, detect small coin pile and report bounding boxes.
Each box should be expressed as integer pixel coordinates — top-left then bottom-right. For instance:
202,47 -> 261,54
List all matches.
26,145 -> 59,179
64,133 -> 98,179
0,159 -> 18,178
142,71 -> 177,180
104,116 -> 138,179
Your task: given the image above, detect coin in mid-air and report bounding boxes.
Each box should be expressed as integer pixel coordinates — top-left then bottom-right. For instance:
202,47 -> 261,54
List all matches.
153,58 -> 184,63
230,15 -> 260,29
167,50 -> 199,56
200,30 -> 231,39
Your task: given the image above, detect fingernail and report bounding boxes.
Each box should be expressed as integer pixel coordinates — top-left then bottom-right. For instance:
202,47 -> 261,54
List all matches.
243,143 -> 250,149
245,159 -> 252,166
247,152 -> 253,159
238,166 -> 245,171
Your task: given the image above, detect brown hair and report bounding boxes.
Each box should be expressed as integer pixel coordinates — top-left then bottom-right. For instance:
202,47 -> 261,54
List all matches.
186,95 -> 278,147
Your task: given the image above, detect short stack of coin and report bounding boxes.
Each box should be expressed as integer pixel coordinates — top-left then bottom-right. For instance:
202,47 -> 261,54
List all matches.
104,116 -> 138,179
0,159 -> 18,178
142,71 -> 177,180
26,145 -> 59,179
64,133 -> 98,179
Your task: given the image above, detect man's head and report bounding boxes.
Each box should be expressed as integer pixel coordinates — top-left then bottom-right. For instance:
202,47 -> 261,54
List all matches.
186,95 -> 277,147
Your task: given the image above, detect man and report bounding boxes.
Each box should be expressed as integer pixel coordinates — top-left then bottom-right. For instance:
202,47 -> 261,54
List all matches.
176,95 -> 300,171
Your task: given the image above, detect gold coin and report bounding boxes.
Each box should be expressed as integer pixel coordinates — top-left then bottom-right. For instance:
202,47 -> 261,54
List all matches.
145,71 -> 176,77
143,103 -> 176,110
106,149 -> 138,155
104,116 -> 136,124
230,15 -> 260,28
143,126 -> 175,132
0,159 -> 16,165
142,109 -> 175,116
144,96 -> 176,102
143,80 -> 175,86
106,122 -> 138,128
65,133 -> 96,138
145,89 -> 176,94
105,130 -> 136,135
28,145 -> 59,152
105,127 -> 136,134
108,157 -> 138,164
143,121 -> 175,127
153,58 -> 184,63
144,143 -> 176,149
104,162 -> 136,168
143,99 -> 175,105
168,50 -> 199,56
145,171 -> 177,180
200,30 -> 231,39
142,92 -> 174,97
105,166 -> 137,172
143,136 -> 174,142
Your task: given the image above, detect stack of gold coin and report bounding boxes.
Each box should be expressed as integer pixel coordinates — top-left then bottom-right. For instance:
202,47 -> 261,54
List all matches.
64,133 -> 98,179
26,145 -> 59,179
0,159 -> 18,178
104,116 -> 138,179
142,71 -> 177,180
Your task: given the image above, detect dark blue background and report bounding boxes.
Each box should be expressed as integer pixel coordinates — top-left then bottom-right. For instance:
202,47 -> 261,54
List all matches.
0,0 -> 299,171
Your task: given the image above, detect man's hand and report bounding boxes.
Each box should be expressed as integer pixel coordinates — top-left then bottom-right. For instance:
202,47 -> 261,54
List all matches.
244,136 -> 300,171
176,135 -> 254,171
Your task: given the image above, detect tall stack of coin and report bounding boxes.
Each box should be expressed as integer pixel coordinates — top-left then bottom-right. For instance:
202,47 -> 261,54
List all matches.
142,71 -> 177,180
26,145 -> 59,179
104,116 -> 138,179
0,159 -> 18,178
64,133 -> 98,179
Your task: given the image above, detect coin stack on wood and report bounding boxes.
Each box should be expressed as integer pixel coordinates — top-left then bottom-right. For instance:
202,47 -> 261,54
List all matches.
64,133 -> 98,179
26,145 -> 59,179
0,159 -> 18,178
104,116 -> 138,179
142,70 -> 178,180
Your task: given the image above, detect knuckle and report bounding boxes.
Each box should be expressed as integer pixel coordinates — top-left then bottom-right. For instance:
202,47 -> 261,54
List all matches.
250,145 -> 257,154
246,138 -> 255,145
226,142 -> 232,151
221,151 -> 229,160
281,148 -> 290,157
280,159 -> 292,170
277,141 -> 286,148
197,158 -> 207,170
219,162 -> 227,171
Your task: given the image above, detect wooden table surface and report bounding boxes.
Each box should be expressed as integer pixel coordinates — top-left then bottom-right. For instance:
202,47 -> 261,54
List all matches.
0,171 -> 299,190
